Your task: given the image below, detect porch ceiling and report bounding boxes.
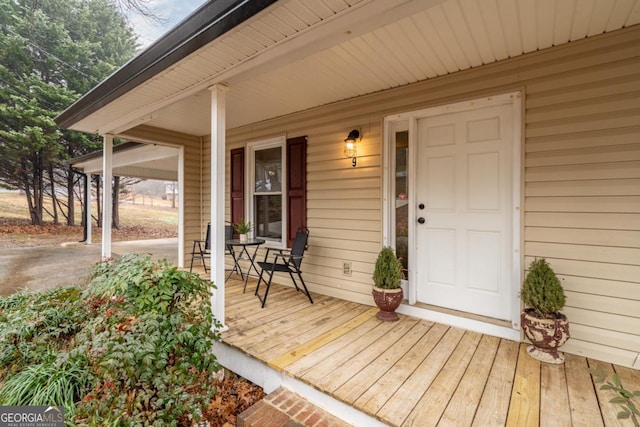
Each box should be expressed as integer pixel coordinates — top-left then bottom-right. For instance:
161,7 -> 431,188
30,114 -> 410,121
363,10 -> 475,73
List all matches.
66,0 -> 640,137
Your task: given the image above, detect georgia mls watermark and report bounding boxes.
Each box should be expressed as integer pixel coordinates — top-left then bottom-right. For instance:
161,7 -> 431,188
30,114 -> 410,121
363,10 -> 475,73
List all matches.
0,406 -> 64,427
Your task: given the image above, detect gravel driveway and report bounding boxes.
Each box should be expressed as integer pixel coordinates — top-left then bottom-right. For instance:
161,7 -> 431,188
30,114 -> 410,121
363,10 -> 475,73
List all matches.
0,238 -> 178,295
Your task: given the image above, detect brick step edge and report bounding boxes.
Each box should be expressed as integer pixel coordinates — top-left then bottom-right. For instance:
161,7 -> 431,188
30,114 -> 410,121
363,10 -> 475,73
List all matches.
237,387 -> 353,427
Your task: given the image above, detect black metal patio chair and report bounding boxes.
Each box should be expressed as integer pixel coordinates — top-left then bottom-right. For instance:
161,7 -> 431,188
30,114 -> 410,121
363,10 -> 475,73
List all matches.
254,227 -> 313,308
189,222 -> 233,273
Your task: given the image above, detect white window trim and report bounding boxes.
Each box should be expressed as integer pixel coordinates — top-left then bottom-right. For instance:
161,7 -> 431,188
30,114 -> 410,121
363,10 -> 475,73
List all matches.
246,135 -> 287,248
382,120 -> 411,293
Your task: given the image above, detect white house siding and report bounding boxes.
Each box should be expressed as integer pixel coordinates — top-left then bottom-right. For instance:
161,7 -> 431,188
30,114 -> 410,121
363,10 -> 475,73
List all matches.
520,27 -> 640,367
190,26 -> 640,367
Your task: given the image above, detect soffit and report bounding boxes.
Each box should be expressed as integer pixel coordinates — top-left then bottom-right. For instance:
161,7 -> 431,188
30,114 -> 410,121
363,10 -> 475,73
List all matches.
72,144 -> 179,180
69,0 -> 640,137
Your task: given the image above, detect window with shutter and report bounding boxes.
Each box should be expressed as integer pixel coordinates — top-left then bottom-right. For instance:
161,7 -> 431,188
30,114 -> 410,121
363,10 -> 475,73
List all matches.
230,136 -> 306,247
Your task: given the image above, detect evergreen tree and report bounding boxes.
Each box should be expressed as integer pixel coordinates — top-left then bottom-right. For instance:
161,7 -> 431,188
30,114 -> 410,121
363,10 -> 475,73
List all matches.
0,0 -> 137,224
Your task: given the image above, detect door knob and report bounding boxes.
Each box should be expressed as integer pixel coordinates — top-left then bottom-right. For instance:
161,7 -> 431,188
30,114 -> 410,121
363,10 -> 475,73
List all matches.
417,217 -> 426,224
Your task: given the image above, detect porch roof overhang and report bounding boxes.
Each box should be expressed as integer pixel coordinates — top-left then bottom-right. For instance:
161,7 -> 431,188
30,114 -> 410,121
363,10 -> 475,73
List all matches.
68,142 -> 179,181
55,0 -> 640,138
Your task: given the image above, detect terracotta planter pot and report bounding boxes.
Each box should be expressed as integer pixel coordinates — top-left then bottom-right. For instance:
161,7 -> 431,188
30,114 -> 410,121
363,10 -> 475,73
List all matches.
372,286 -> 403,321
521,308 -> 570,364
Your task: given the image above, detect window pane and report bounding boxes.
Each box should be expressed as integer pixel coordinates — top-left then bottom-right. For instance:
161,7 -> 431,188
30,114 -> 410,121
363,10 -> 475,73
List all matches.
395,131 -> 409,276
255,147 -> 282,193
254,195 -> 282,240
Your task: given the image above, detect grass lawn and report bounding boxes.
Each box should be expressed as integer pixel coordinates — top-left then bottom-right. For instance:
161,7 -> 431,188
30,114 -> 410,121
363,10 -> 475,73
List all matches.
0,192 -> 178,247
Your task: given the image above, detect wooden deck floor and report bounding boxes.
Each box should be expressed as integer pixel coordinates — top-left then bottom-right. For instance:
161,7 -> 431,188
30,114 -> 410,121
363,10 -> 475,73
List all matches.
221,278 -> 640,427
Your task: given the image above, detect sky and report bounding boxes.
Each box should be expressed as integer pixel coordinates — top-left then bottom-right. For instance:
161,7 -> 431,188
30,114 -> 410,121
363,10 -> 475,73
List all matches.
127,0 -> 207,49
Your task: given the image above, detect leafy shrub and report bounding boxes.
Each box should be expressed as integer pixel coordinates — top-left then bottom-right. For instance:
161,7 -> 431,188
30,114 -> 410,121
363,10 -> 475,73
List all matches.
0,254 -> 222,426
0,286 -> 87,372
592,369 -> 640,426
75,254 -> 222,425
520,258 -> 566,318
372,246 -> 403,290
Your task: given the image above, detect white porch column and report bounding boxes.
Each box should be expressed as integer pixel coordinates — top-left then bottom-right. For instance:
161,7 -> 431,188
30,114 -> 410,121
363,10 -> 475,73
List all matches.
177,147 -> 185,268
102,135 -> 113,258
86,174 -> 92,244
209,84 -> 228,329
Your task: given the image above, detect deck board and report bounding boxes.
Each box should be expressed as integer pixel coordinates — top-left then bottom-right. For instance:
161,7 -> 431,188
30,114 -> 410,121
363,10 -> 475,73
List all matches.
285,315 -> 385,378
471,339 -> 519,427
227,297 -> 346,350
439,334 -> 501,426
540,361 -> 572,426
220,279 -> 640,427
354,322 -> 450,416
377,327 -> 465,425
258,302 -> 369,361
317,316 -> 421,394
295,317 -> 409,389
506,344 -> 541,427
270,307 -> 378,370
589,359 -> 629,427
334,319 -> 436,404
564,354 -> 605,426
403,331 -> 483,427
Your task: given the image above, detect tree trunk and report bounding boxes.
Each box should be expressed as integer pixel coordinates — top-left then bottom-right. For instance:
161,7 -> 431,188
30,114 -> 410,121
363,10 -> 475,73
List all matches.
23,170 -> 36,225
26,156 -> 44,226
36,153 -> 44,226
67,166 -> 75,226
112,176 -> 120,229
48,165 -> 59,224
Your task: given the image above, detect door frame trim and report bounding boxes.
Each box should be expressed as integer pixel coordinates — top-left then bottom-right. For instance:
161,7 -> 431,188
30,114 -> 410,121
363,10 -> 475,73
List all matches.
383,91 -> 523,331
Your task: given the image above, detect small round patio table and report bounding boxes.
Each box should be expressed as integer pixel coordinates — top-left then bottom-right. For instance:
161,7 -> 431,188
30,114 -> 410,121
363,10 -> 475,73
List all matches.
225,238 -> 265,292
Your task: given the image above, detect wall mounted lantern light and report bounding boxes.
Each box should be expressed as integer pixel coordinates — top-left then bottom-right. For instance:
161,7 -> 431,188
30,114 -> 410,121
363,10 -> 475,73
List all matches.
344,129 -> 360,168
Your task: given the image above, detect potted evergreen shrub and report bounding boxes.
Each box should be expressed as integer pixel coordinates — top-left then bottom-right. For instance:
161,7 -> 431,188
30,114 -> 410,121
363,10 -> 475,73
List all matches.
520,258 -> 570,364
234,218 -> 253,242
372,246 -> 404,321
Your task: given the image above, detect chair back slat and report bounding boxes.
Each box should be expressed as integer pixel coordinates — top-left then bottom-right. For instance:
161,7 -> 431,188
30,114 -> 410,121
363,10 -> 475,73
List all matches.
204,223 -> 211,251
255,227 -> 313,307
225,224 -> 233,240
290,228 -> 309,269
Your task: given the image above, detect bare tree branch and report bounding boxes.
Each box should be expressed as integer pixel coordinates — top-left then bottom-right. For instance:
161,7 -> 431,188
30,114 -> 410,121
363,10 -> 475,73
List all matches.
111,0 -> 169,24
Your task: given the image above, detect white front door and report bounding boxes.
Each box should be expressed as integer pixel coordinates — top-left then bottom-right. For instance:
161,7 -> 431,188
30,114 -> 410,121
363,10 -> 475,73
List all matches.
415,102 -> 515,320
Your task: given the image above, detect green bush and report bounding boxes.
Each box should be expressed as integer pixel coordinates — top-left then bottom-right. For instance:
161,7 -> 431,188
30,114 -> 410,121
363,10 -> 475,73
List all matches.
372,247 -> 403,290
0,254 -> 222,426
0,286 -> 88,372
520,258 -> 566,318
0,286 -> 93,420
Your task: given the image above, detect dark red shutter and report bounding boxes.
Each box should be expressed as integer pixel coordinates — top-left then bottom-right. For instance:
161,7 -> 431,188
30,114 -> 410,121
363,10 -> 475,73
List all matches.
286,136 -> 307,248
230,147 -> 245,238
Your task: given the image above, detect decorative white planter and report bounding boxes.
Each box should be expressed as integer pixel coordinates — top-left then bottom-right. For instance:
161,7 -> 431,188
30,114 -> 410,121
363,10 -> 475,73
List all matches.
521,309 -> 570,364
239,233 -> 248,242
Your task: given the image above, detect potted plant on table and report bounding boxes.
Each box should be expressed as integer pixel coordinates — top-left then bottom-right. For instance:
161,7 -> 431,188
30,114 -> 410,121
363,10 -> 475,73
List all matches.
520,258 -> 570,364
234,218 -> 253,242
372,246 -> 404,322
